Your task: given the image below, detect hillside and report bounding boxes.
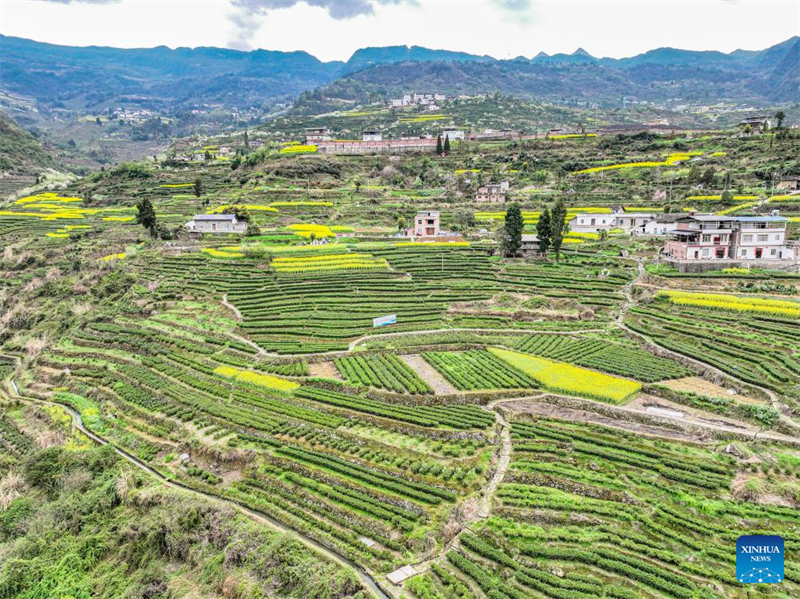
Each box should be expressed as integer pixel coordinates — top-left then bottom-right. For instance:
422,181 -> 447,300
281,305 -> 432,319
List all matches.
297,37 -> 799,113
0,111 -> 57,195
2,125 -> 800,598
0,35 -> 342,112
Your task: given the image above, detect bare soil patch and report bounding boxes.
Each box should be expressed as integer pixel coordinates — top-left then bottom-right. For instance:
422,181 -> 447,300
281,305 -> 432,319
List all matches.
308,361 -> 342,380
660,376 -> 761,404
400,354 -> 457,395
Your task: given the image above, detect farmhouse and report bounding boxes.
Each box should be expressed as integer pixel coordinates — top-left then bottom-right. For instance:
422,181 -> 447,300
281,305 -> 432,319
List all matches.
315,138 -> 438,154
442,127 -> 465,141
412,210 -> 440,237
304,127 -> 332,144
475,181 -> 509,203
776,176 -> 800,191
185,214 -> 247,234
613,212 -> 658,234
569,213 -> 617,233
738,116 -> 771,135
520,234 -> 541,254
468,129 -> 523,141
662,213 -> 795,269
362,129 -> 382,141
644,213 -> 683,236
406,210 -> 464,243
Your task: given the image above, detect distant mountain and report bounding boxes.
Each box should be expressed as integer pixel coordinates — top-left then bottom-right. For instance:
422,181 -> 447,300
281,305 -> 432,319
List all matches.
0,35 -> 343,112
293,37 -> 799,112
0,35 -> 796,121
340,45 -> 491,75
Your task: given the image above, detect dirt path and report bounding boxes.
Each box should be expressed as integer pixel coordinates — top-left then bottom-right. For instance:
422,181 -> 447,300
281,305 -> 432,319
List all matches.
221,294 -> 243,321
493,394 -> 800,446
386,407 -> 512,586
400,354 -> 457,395
478,409 -> 511,519
1,376 -> 392,599
616,258 -> 800,435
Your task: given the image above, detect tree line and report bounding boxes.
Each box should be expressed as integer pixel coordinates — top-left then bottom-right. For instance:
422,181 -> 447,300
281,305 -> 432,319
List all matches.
501,199 -> 569,260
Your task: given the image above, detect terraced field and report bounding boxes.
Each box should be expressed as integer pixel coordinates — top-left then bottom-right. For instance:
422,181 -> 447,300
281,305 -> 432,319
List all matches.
2,127 -> 800,599
408,417 -> 800,599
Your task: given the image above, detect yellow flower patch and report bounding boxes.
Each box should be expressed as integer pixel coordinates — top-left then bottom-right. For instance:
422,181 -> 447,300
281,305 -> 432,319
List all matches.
214,365 -> 299,392
46,232 -> 69,238
269,201 -> 333,207
395,241 -> 471,247
686,195 -> 759,201
207,204 -> 279,214
488,347 -> 640,403
159,183 -> 194,188
657,290 -> 800,318
271,253 -> 388,273
549,133 -> 597,139
100,253 -> 126,261
103,216 -> 135,222
286,224 -> 335,238
279,144 -> 318,154
202,248 -> 244,259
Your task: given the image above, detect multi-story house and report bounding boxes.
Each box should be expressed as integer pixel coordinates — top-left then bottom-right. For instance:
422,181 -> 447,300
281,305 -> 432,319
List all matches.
663,215 -> 735,260
732,216 -> 792,260
663,213 -> 793,263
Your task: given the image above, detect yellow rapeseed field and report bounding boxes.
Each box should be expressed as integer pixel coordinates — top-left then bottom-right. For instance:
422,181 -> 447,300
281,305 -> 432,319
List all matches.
657,290 -> 800,318
214,365 -> 299,392
488,348 -> 640,403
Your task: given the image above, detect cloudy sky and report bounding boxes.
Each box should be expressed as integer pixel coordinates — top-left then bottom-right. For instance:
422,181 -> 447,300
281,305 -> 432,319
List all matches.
1,0 -> 798,62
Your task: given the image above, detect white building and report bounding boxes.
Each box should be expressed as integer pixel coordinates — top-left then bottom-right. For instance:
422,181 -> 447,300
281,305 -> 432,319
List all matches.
569,213 -> 617,233
304,127 -> 331,144
442,128 -> 465,141
362,129 -> 382,142
733,215 -> 792,260
186,214 -> 247,234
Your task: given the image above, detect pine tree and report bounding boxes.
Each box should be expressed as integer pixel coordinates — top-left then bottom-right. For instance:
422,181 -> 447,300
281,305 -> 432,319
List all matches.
443,135 -> 451,154
436,135 -> 443,155
194,178 -> 203,198
549,199 -> 568,261
536,207 -> 551,254
135,198 -> 157,237
503,203 -> 524,256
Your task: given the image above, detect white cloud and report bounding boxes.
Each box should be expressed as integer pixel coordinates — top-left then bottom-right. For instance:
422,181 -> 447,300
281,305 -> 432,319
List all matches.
2,0 -> 798,62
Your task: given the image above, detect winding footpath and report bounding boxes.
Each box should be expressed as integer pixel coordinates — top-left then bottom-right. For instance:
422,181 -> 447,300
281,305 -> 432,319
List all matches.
614,260 -> 800,435
2,374 -> 392,599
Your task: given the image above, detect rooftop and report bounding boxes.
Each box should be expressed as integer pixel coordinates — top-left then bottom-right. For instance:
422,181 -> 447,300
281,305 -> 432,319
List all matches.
192,214 -> 238,221
735,216 -> 787,223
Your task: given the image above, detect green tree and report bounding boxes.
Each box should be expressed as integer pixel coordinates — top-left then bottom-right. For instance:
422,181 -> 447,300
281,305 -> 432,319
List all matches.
135,198 -> 157,237
503,203 -> 523,256
436,135 -> 443,155
454,208 -> 475,231
223,205 -> 251,223
204,150 -> 211,161
194,178 -> 202,198
775,110 -> 785,130
721,190 -> 733,203
549,199 -> 568,261
443,135 -> 451,154
243,129 -> 250,149
397,216 -> 406,232
536,207 -> 551,254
